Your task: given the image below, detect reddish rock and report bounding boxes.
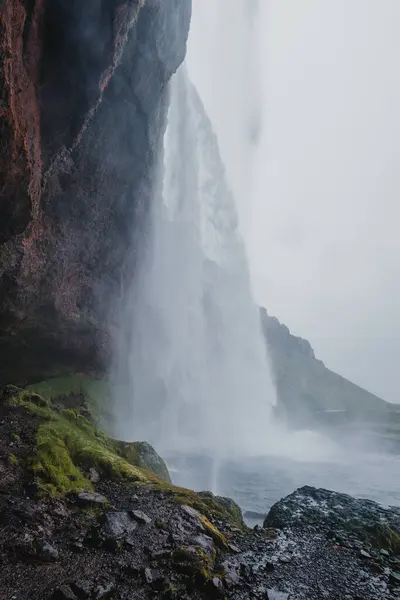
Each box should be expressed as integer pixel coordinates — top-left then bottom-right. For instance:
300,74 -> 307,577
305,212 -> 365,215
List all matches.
0,0 -> 191,384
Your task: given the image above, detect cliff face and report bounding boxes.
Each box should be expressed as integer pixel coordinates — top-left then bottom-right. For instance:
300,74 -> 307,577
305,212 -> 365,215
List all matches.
0,0 -> 191,385
260,308 -> 392,428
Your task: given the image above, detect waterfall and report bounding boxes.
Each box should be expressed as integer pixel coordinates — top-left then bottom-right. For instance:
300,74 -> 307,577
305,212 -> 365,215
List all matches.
112,66 -> 276,459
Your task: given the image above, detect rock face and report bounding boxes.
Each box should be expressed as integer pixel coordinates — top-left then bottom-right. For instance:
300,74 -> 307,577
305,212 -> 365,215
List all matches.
260,308 -> 396,428
0,0 -> 191,385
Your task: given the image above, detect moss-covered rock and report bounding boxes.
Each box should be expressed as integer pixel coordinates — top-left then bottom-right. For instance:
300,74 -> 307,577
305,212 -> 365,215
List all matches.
6,384 -> 164,496
173,544 -> 215,583
198,492 -> 244,528
118,441 -> 171,483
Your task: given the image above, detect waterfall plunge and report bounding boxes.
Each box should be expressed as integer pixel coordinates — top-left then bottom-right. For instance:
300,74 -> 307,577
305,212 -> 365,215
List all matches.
112,66 -> 276,460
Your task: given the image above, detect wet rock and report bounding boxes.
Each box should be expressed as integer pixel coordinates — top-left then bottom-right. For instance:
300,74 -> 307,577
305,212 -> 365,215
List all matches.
93,583 -> 115,599
279,554 -> 292,564
360,549 -> 371,559
264,561 -> 275,573
131,510 -> 151,525
70,581 -> 92,599
144,568 -> 154,584
264,486 -> 400,535
76,492 -> 108,507
119,441 -> 171,483
124,562 -> 142,577
221,561 -> 240,587
70,541 -> 84,553
389,571 -> 400,584
38,541 -> 59,562
52,587 -> 79,600
195,534 -> 215,557
228,543 -> 240,554
102,511 -> 137,539
152,549 -> 171,560
267,591 -> 290,600
181,505 -> 201,520
88,468 -> 100,483
209,577 -> 225,598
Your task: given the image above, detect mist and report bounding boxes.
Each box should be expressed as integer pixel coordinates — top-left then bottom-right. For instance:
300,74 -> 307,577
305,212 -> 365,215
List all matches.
188,1 -> 400,405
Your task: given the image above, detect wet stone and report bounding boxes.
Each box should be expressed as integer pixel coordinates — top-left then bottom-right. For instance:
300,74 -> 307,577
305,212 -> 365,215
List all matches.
71,541 -> 84,553
144,568 -> 153,584
195,534 -> 214,557
124,562 -> 142,577
279,554 -> 292,564
264,561 -> 275,573
71,581 -> 92,599
51,587 -> 79,600
152,549 -> 171,560
222,561 -> 240,586
131,510 -> 151,525
210,577 -> 225,598
93,583 -> 115,599
88,468 -> 100,483
76,492 -> 108,507
39,541 -> 59,562
181,505 -> 201,520
389,571 -> 400,584
267,590 -> 290,600
102,511 -> 137,539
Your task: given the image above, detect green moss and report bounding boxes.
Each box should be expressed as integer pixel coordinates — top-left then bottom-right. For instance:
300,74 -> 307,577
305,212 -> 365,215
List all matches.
198,515 -> 228,549
369,524 -> 400,554
154,483 -> 245,531
33,408 -> 148,496
11,432 -> 20,443
7,386 -> 152,497
118,441 -> 171,482
8,453 -> 18,466
173,544 -> 214,580
155,519 -> 167,530
8,389 -> 52,418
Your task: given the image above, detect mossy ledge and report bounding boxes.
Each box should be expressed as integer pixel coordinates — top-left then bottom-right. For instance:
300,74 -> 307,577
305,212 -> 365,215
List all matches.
3,375 -> 245,538
5,377 -> 166,497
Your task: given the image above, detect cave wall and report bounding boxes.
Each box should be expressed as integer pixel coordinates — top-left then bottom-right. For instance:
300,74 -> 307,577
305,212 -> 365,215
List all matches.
0,0 -> 191,384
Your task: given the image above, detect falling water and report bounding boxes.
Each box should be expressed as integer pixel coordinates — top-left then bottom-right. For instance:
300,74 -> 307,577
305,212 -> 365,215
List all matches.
112,66 -> 276,460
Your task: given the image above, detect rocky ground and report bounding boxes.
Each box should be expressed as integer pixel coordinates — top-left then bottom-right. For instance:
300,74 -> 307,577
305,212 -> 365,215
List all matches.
1,383 -> 400,600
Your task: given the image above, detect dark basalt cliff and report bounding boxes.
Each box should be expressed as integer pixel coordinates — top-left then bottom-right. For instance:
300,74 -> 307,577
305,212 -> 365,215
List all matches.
0,0 -> 191,385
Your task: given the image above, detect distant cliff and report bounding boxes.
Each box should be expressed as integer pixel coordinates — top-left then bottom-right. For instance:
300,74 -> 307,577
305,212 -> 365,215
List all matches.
260,308 -> 394,429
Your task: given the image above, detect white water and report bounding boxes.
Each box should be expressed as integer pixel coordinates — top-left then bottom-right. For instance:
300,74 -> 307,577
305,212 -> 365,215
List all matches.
113,66 -> 276,459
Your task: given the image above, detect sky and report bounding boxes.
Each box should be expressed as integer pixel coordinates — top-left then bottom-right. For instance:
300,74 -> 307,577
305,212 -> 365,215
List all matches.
187,0 -> 400,404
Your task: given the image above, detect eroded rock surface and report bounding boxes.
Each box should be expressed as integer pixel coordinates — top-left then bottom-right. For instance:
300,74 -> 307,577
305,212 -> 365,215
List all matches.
0,0 -> 191,385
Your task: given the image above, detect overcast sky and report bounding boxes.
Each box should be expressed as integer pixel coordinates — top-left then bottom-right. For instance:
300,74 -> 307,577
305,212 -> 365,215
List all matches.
187,1 -> 400,404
